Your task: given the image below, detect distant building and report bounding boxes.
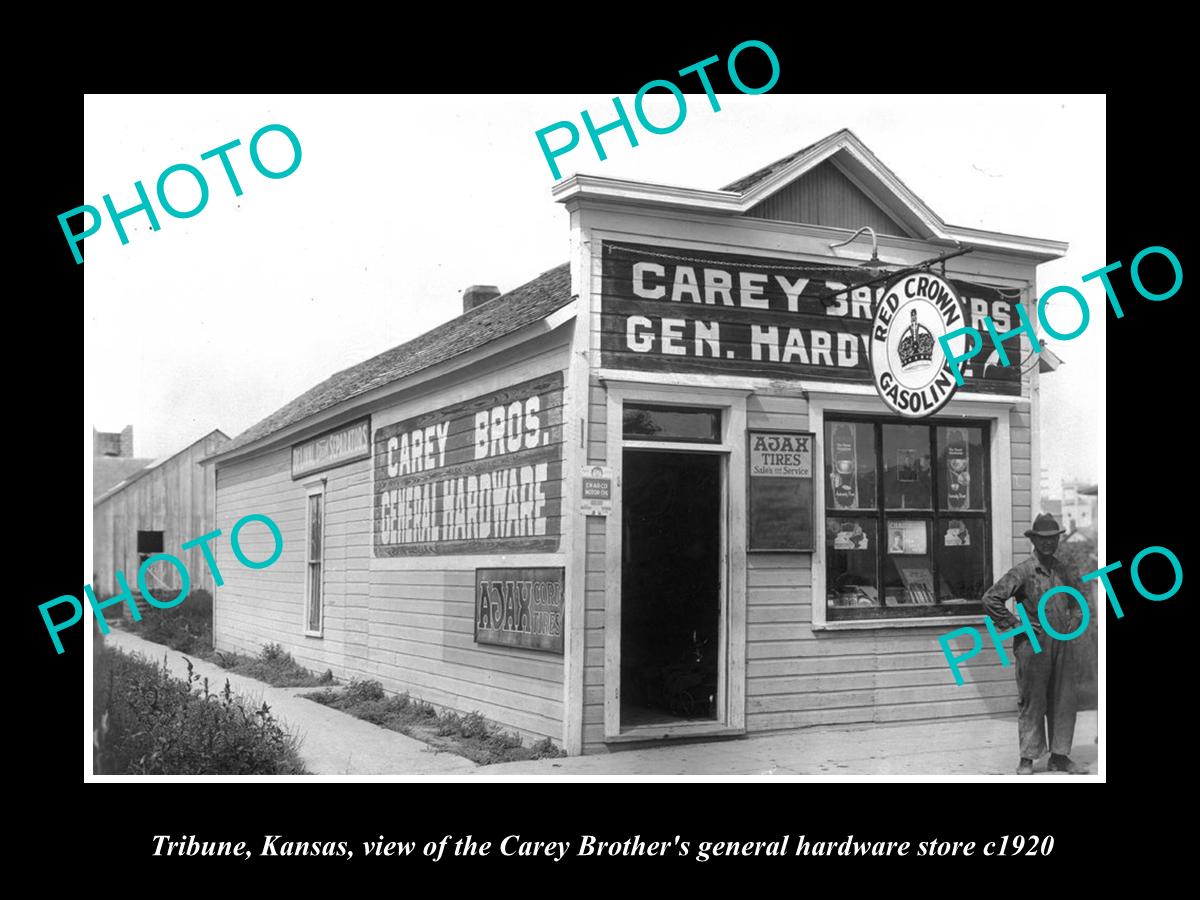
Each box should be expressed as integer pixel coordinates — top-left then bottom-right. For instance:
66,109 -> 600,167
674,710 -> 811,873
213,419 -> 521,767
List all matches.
93,429 -> 231,597
93,426 -> 154,497
1062,481 -> 1097,533
1039,465 -> 1054,501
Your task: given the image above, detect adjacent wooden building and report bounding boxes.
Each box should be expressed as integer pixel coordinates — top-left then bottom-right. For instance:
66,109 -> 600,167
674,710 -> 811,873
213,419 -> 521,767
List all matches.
93,429 -> 230,597
208,129 -> 1067,755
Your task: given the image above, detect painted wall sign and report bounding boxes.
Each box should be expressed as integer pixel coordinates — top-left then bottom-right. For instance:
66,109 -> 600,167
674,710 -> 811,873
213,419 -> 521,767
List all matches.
747,430 -> 815,551
869,272 -> 966,418
599,241 -> 1021,394
581,465 -> 613,517
373,372 -> 564,556
292,418 -> 371,479
474,567 -> 565,653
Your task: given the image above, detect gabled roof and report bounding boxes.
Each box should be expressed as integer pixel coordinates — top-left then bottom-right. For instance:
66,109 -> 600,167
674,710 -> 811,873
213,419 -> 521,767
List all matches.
93,456 -> 155,498
94,429 -> 230,505
553,128 -> 1068,261
219,263 -> 574,457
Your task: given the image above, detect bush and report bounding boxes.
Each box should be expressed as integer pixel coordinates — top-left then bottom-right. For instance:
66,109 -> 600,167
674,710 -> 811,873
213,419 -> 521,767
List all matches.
299,682 -> 566,765
95,646 -> 307,775
126,589 -> 214,656
211,643 -> 335,688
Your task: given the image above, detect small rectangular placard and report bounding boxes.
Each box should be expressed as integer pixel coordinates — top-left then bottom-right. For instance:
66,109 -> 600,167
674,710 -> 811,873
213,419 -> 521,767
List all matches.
292,418 -> 371,479
474,567 -> 565,654
748,430 -> 815,552
581,465 -> 613,516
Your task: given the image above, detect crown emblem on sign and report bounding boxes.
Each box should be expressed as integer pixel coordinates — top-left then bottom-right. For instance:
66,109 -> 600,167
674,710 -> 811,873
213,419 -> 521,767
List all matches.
898,309 -> 935,367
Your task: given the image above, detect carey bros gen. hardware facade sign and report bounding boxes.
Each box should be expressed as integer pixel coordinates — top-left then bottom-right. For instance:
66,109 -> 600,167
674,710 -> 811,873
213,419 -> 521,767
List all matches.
600,242 -> 1022,396
373,373 -> 565,556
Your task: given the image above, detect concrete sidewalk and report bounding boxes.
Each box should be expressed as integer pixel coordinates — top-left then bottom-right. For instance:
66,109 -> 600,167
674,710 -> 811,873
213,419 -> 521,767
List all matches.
101,630 -> 1097,777
473,711 -> 1098,776
103,630 -> 475,775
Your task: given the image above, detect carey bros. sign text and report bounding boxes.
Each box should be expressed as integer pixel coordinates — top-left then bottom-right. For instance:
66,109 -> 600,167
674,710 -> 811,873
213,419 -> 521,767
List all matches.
373,373 -> 564,556
600,242 -> 1022,395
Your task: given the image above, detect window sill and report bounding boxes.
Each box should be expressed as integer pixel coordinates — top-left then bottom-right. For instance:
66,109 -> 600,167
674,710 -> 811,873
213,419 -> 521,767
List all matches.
813,614 -> 983,631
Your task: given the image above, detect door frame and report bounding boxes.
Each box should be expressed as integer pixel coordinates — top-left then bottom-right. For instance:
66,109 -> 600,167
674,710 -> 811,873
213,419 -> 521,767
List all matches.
602,380 -> 748,741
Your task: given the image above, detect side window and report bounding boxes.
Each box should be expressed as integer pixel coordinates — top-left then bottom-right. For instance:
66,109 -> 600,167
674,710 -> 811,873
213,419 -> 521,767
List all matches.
305,486 -> 325,635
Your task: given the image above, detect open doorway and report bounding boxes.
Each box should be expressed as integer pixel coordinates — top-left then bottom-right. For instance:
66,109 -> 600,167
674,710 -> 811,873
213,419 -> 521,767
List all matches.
620,449 -> 722,726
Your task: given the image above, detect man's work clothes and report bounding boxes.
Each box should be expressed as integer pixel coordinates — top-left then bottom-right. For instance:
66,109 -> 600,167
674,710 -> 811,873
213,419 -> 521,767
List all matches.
982,555 -> 1083,759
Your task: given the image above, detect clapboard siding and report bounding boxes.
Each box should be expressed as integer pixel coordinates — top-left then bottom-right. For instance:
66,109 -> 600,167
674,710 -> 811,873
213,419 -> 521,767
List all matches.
93,430 -> 230,599
739,391 -> 1016,734
216,345 -> 572,747
743,550 -> 1015,733
1010,408 -> 1032,559
744,161 -> 912,236
582,378 -> 609,751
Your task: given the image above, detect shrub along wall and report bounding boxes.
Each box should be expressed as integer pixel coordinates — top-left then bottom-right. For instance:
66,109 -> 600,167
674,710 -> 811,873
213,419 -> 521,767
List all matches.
94,646 -> 307,775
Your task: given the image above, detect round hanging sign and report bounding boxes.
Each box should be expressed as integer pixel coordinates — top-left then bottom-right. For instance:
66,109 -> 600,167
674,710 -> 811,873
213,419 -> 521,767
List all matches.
869,272 -> 967,418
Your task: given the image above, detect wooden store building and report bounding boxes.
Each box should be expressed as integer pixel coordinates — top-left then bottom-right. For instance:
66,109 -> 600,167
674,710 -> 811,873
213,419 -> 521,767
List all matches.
208,129 -> 1066,755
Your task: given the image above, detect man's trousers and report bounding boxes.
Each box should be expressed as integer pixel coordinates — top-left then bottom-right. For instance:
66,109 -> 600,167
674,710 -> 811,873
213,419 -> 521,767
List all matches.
1014,632 -> 1078,759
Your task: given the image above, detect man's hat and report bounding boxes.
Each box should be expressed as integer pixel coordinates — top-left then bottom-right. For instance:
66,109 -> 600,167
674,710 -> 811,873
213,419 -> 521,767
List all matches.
1024,512 -> 1066,539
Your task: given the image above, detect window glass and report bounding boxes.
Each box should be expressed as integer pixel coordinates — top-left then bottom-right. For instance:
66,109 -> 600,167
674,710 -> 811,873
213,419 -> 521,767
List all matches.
308,494 -> 322,559
623,404 -> 721,442
308,564 -> 322,631
882,425 -> 932,509
825,517 -> 878,609
935,519 -> 989,603
938,425 -> 985,510
825,421 -> 876,510
882,518 -> 934,606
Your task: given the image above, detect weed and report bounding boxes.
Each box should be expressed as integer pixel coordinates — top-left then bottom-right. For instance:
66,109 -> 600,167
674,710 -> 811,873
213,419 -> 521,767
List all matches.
94,645 -> 307,775
208,643 -> 335,688
298,683 -> 566,765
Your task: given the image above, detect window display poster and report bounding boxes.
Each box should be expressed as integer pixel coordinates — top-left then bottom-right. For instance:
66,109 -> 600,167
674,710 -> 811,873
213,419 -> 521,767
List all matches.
887,519 -> 927,554
946,427 -> 970,509
748,430 -> 814,551
897,448 -> 918,483
944,519 -> 971,546
830,422 -> 859,509
833,521 -> 870,550
892,559 -> 936,604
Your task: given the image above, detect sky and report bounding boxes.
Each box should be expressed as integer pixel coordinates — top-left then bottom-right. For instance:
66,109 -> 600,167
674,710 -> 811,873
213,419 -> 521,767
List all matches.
84,94 -> 1104,495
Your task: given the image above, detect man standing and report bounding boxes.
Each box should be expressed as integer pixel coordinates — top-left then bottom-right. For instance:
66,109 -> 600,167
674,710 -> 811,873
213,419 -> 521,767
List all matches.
981,513 -> 1088,775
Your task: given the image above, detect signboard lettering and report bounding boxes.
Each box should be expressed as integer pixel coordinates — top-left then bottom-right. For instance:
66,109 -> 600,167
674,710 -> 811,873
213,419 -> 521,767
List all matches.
292,418 -> 371,479
475,567 -> 565,653
600,241 -> 1021,394
580,465 -> 613,516
373,373 -> 564,556
748,430 -> 815,551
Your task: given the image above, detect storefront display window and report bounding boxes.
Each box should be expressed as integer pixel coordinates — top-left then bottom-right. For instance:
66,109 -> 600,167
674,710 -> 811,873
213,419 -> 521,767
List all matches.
825,417 -> 990,621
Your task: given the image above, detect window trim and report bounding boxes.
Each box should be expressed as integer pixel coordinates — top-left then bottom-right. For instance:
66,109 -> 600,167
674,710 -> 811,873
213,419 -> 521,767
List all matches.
303,479 -> 326,638
809,391 -> 1013,631
823,414 -> 992,621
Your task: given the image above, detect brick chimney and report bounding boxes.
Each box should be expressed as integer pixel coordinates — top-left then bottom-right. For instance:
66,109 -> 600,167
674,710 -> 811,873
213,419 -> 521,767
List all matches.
463,285 -> 501,313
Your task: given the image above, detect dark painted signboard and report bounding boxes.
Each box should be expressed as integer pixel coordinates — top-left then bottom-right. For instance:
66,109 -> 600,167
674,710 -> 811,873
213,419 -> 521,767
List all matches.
292,418 -> 371,479
748,430 -> 815,551
600,241 -> 1022,393
373,372 -> 564,556
475,567 -> 565,653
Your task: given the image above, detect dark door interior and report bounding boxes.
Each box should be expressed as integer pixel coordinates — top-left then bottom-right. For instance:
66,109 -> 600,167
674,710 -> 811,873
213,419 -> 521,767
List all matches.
620,449 -> 721,726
